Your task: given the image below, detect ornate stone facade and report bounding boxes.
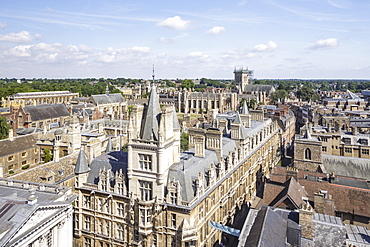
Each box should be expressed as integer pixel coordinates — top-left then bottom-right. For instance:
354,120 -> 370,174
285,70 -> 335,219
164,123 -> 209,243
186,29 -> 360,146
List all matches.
73,85 -> 282,247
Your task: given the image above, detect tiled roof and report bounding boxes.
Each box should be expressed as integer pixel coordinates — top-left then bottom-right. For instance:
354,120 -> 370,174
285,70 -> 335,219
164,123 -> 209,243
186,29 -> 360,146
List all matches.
24,104 -> 70,121
0,135 -> 37,157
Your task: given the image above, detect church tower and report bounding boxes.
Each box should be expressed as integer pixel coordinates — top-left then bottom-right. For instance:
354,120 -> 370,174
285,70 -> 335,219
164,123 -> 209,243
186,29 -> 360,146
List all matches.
127,84 -> 181,203
293,125 -> 322,172
234,67 -> 252,94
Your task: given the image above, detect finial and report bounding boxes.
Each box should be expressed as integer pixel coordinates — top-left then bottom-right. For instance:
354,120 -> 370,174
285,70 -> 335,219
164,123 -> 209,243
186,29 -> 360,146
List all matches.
152,64 -> 155,86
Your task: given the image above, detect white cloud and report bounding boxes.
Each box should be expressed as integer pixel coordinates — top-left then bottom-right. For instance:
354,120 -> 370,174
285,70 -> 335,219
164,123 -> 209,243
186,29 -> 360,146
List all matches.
308,38 -> 338,49
0,31 -> 41,43
0,22 -> 7,29
156,16 -> 192,30
246,53 -> 258,58
5,45 -> 32,57
206,26 -> 226,35
131,46 -> 150,53
158,37 -> 173,43
188,51 -> 207,58
252,41 -> 278,52
2,42 -> 92,64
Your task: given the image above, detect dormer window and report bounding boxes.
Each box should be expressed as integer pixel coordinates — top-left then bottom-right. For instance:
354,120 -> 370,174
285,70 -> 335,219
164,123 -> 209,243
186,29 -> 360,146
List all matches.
170,192 -> 178,204
342,138 -> 351,144
359,139 -> 368,146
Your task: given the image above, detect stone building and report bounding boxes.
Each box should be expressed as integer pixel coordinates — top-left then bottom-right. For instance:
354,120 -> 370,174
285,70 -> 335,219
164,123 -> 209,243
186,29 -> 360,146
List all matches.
293,127 -> 322,172
0,130 -> 40,177
234,67 -> 253,94
178,91 -> 239,114
0,177 -> 76,247
73,85 -> 281,247
6,103 -> 71,132
1,90 -> 78,108
89,86 -> 126,120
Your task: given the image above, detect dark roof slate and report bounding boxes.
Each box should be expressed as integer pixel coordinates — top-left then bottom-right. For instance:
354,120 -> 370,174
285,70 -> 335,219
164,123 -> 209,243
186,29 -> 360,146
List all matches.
91,93 -> 124,105
0,135 -> 37,157
74,149 -> 90,174
141,85 -> 161,141
24,104 -> 70,121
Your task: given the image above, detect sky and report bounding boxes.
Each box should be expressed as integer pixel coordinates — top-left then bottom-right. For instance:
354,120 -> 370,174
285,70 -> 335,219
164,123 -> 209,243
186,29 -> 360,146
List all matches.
0,0 -> 369,80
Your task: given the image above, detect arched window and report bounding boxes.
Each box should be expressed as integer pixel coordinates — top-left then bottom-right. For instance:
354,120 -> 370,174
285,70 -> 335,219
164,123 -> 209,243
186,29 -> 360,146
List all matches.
305,148 -> 311,160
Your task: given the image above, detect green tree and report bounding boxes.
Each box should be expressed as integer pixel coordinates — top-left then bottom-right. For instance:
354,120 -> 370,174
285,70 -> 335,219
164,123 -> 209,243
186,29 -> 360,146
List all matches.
180,132 -> 189,152
181,79 -> 195,90
44,149 -> 52,163
296,86 -> 320,102
269,90 -> 288,103
0,116 -> 10,140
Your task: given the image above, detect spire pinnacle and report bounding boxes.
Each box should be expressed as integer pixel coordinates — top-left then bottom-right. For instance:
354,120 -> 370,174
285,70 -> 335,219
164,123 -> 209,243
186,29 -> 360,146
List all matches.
152,64 -> 155,86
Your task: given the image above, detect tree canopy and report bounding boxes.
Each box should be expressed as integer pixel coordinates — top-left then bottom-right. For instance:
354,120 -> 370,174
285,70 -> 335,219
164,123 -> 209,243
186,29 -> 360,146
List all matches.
0,116 -> 10,140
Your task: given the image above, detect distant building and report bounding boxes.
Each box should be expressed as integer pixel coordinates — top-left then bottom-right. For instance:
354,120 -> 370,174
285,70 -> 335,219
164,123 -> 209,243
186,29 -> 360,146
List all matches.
89,86 -> 125,119
1,90 -> 78,108
6,104 -> 71,132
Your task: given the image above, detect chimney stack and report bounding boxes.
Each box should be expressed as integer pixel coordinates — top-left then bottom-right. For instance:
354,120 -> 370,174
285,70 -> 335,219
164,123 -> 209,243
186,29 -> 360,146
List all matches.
194,135 -> 205,158
9,128 -> 14,141
299,204 -> 314,240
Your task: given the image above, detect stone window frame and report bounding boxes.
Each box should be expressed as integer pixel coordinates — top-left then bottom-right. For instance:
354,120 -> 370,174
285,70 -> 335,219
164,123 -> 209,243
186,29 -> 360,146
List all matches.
84,216 -> 91,231
140,208 -> 151,226
304,148 -> 311,160
139,153 -> 152,171
116,223 -> 124,240
139,180 -> 153,201
171,213 -> 177,228
84,238 -> 91,247
84,196 -> 91,209
117,202 -> 124,217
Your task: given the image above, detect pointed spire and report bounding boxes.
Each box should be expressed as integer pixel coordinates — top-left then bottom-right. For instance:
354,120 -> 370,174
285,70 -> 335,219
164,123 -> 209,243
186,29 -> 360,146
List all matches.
141,84 -> 161,140
106,137 -> 113,153
241,100 -> 249,114
74,149 -> 90,174
238,118 -> 248,139
303,123 -> 312,139
234,112 -> 242,124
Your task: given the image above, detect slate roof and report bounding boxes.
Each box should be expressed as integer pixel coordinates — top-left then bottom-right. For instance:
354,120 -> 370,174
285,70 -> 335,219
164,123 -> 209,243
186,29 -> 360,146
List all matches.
86,151 -> 127,185
345,224 -> 370,246
241,100 -> 249,114
91,93 -> 124,105
23,104 -> 70,121
322,154 -> 370,180
0,134 -> 37,157
74,149 -> 90,174
244,85 -> 275,95
168,148 -> 219,202
140,85 -> 161,141
244,206 -> 288,247
311,213 -> 346,246
0,179 -> 75,247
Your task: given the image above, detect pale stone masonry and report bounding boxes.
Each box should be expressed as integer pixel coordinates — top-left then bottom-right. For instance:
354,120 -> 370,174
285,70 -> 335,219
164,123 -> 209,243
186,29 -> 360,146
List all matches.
73,85 -> 281,247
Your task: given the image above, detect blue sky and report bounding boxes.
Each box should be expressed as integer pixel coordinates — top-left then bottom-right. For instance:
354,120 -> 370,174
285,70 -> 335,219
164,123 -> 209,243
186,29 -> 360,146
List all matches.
0,0 -> 369,79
